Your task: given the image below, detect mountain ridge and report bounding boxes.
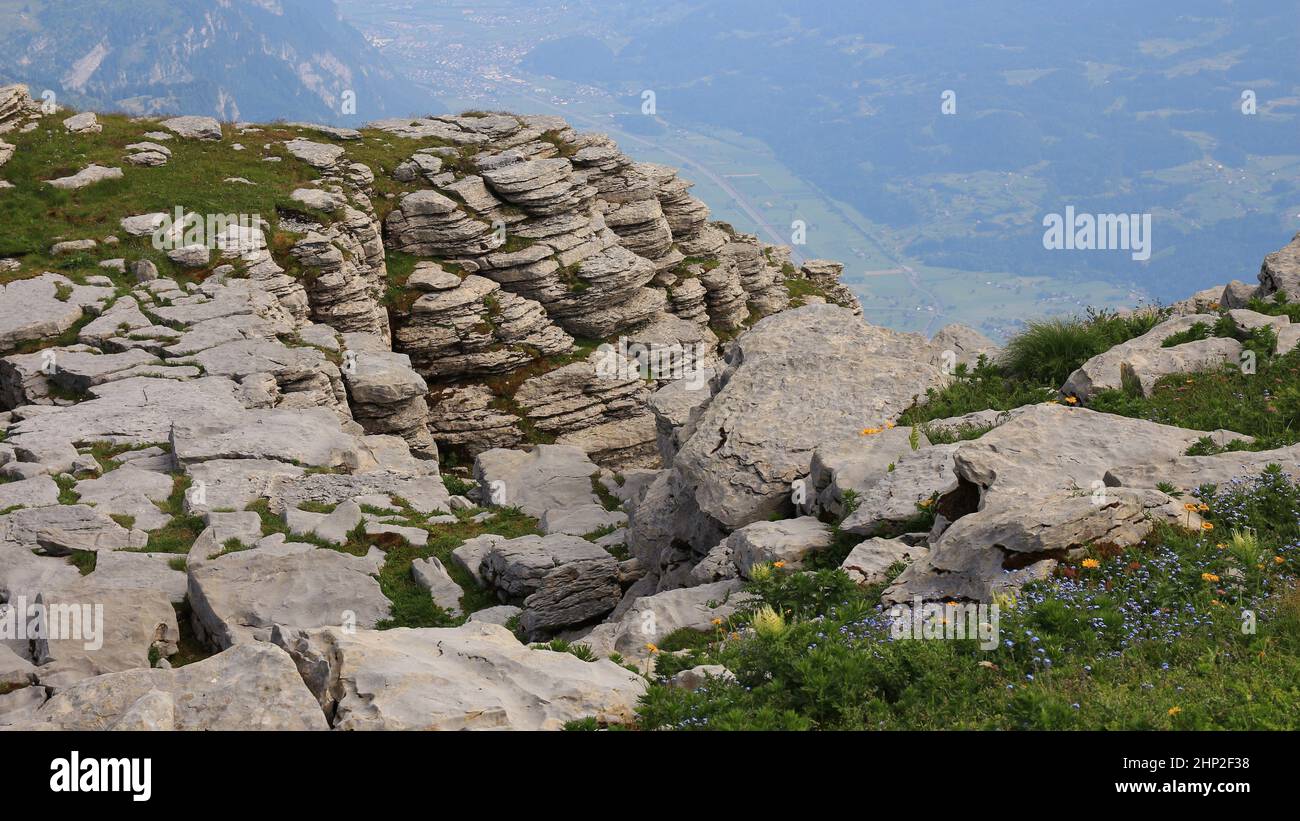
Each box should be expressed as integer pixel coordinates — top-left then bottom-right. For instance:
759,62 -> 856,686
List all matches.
0,0 -> 436,125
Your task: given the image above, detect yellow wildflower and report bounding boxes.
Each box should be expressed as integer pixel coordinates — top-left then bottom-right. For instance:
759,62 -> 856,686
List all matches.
1201,572 -> 1220,583
1081,558 -> 1100,569
1167,706 -> 1182,717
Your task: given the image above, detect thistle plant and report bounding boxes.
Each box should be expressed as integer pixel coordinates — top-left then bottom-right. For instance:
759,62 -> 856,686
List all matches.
750,605 -> 787,640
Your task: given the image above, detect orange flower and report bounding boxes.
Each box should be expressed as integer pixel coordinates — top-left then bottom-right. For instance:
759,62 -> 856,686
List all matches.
1201,573 -> 1220,583
1081,558 -> 1100,569
1183,503 -> 1198,512
1275,556 -> 1285,565
861,427 -> 881,436
1167,706 -> 1182,717
773,560 -> 787,569
1201,522 -> 1214,532
644,643 -> 659,654
1064,395 -> 1079,405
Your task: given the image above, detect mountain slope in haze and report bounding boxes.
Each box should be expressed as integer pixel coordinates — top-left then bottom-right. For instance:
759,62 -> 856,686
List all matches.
0,0 -> 440,125
518,0 -> 1300,304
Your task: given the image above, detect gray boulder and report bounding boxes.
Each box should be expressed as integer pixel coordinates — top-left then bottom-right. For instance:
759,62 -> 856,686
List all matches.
272,623 -> 644,730
725,517 -> 834,577
160,115 -> 223,141
14,642 -> 327,730
480,534 -> 621,636
474,444 -> 599,518
579,580 -> 751,661
33,583 -> 178,691
1063,314 -> 1243,401
188,545 -> 389,648
1258,232 -> 1300,299
840,536 -> 930,586
672,304 -> 947,536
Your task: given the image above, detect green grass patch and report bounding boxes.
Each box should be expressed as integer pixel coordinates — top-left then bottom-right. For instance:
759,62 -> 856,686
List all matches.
1089,348 -> 1300,450
375,505 -> 541,629
590,473 -> 622,512
66,549 -> 96,575
144,475 -> 205,553
899,356 -> 1052,425
1001,308 -> 1166,386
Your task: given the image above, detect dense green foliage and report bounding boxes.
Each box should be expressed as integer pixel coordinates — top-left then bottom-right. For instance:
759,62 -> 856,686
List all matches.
636,467 -> 1300,730
1090,346 -> 1300,451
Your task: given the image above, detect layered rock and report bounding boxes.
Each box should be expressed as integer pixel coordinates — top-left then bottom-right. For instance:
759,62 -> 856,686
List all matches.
799,260 -> 863,314
883,404 -> 1232,602
0,84 -> 44,135
364,113 -> 859,466
339,333 -> 436,458
391,266 -> 573,379
289,187 -> 391,337
479,534 -> 622,636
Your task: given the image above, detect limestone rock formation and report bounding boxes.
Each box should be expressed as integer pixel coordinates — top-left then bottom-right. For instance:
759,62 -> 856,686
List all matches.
13,643 -> 328,730
272,623 -> 645,730
671,304 -> 947,536
5,96 -> 1297,733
